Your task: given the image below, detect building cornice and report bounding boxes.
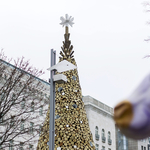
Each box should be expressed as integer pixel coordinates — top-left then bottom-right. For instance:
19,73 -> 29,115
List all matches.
83,95 -> 114,118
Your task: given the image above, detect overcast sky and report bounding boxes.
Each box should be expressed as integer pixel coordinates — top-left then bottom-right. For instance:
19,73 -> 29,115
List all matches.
0,0 -> 150,107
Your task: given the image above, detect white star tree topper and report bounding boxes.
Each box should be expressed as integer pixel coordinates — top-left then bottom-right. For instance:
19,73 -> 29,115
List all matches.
60,14 -> 74,27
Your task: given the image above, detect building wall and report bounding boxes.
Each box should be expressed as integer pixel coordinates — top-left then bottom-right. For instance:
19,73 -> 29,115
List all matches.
128,138 -> 138,150
0,83 -> 50,150
138,138 -> 150,150
82,96 -> 150,150
83,95 -> 116,150
0,60 -> 50,150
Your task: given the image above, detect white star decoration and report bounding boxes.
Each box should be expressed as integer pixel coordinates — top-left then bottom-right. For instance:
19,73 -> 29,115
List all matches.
60,14 -> 74,27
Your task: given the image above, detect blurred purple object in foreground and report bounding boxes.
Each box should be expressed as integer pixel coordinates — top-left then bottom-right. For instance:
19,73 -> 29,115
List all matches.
114,73 -> 150,139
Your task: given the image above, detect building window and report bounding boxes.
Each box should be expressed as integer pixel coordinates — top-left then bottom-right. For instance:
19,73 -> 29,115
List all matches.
102,146 -> 105,150
108,149 -> 111,150
144,147 -> 146,150
102,129 -> 106,143
10,116 -> 15,127
19,82 -> 22,87
0,137 -> 2,149
30,122 -> 34,134
39,125 -> 42,135
95,126 -> 98,135
31,102 -> 34,112
102,129 -> 105,137
29,144 -> 33,150
108,131 -> 112,145
95,126 -> 99,140
20,142 -> 24,150
141,146 -> 143,150
44,93 -> 47,99
20,120 -> 24,131
40,92 -> 43,97
21,98 -> 25,109
95,144 -> 99,150
39,106 -> 43,116
4,74 -> 7,80
11,93 -> 16,105
1,93 -> 5,101
9,140 -> 13,150
0,113 -> 3,123
12,93 -> 16,99
108,131 -> 111,139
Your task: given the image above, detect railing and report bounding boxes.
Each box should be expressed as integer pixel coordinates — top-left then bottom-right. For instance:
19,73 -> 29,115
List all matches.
95,134 -> 100,140
108,138 -> 112,145
102,136 -> 106,143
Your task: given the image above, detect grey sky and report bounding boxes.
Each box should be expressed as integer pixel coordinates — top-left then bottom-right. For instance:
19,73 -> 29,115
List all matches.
0,0 -> 150,107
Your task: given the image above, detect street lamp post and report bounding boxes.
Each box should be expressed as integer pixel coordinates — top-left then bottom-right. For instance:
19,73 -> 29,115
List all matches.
48,49 -> 77,150
49,49 -> 56,150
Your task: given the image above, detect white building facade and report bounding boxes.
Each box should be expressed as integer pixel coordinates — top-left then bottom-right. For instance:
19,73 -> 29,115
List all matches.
83,95 -> 150,150
83,95 -> 116,150
138,139 -> 150,150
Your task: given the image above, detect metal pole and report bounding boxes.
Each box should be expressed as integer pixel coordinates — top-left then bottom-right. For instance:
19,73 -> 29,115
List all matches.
49,49 -> 56,150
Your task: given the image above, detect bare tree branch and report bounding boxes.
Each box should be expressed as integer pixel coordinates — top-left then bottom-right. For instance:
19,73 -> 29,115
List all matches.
0,51 -> 49,149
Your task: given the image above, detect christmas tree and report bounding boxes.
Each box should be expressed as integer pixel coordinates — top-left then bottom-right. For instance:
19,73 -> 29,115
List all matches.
37,14 -> 95,150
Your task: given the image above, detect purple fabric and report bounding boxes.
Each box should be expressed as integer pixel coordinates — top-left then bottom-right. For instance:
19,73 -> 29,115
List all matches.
117,73 -> 150,139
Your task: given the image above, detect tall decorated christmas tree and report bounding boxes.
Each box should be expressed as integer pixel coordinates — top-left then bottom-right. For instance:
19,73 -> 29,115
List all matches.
37,14 -> 95,150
